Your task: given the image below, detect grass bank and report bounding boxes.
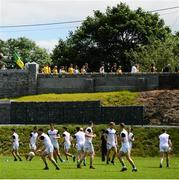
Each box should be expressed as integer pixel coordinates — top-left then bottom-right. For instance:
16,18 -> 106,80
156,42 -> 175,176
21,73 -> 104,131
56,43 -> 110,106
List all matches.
2,91 -> 140,106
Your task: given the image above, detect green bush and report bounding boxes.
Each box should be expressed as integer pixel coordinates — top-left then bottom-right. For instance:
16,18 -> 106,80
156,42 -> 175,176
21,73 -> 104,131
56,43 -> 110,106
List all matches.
0,125 -> 178,156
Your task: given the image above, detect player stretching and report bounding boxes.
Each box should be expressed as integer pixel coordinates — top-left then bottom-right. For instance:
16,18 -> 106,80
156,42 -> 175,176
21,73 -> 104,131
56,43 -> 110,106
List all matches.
159,128 -> 172,168
62,127 -> 75,161
11,129 -> 22,161
128,127 -> 134,156
37,128 -> 60,170
74,127 -> 85,166
47,123 -> 64,163
118,123 -> 137,172
106,122 -> 118,165
77,121 -> 96,169
26,126 -> 38,161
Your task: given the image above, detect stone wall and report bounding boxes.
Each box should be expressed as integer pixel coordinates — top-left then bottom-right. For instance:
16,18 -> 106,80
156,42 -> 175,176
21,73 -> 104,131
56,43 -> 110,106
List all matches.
0,67 -> 179,98
0,101 -> 145,125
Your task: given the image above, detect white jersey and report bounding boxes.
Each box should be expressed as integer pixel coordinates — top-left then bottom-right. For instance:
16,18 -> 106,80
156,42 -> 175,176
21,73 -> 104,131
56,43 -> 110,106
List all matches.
128,132 -> 134,148
85,127 -> 93,143
63,131 -> 71,145
120,129 -> 129,147
30,132 -> 38,145
106,128 -> 116,146
40,133 -> 53,148
47,129 -> 59,144
159,133 -> 170,147
75,131 -> 85,145
12,132 -> 19,145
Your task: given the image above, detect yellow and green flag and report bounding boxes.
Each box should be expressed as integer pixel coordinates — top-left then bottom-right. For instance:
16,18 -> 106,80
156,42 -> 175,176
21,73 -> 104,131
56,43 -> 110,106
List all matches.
13,51 -> 24,69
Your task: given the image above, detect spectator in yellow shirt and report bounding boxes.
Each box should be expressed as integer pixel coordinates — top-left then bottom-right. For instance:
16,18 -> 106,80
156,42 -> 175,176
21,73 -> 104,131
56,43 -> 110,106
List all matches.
116,66 -> 122,75
68,64 -> 74,75
42,64 -> 51,74
52,66 -> 58,75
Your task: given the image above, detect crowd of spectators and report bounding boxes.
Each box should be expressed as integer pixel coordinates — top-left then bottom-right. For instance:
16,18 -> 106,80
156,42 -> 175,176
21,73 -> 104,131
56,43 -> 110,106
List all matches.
40,62 -> 179,76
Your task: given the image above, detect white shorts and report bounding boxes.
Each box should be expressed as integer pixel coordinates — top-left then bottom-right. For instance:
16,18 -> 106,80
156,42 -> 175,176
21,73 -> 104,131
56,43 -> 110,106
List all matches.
52,142 -> 59,150
64,142 -> 71,150
44,145 -> 54,154
13,143 -> 19,150
160,145 -> 169,152
29,143 -> 37,151
84,142 -> 94,153
107,143 -> 117,150
76,144 -> 85,151
120,145 -> 130,153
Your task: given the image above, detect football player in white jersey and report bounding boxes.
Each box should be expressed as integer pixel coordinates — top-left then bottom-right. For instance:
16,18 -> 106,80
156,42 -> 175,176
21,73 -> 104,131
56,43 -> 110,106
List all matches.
128,127 -> 135,156
118,123 -> 137,172
11,129 -> 22,161
26,126 -> 38,161
106,122 -> 118,165
77,121 -> 96,169
159,129 -> 172,168
62,127 -> 75,161
74,127 -> 85,165
37,128 -> 60,170
47,123 -> 64,163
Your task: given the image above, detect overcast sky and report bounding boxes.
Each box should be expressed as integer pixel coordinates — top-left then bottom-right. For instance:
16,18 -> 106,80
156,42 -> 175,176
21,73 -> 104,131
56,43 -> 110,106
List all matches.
0,0 -> 179,52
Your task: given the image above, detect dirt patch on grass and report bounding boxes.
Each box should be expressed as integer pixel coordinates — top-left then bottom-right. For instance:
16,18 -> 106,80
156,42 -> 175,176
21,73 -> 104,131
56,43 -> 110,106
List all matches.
138,90 -> 179,125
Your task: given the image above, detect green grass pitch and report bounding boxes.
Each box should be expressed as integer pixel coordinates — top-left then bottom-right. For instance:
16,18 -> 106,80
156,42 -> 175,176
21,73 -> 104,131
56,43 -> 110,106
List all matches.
0,156 -> 179,179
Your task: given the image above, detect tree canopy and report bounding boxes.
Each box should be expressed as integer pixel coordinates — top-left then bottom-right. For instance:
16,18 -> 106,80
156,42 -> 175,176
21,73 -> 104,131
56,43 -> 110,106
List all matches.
52,3 -> 176,72
0,37 -> 51,68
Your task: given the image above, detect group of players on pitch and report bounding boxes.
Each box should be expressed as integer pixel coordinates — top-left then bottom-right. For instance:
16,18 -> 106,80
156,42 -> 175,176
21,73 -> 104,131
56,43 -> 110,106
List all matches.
11,121 -> 172,172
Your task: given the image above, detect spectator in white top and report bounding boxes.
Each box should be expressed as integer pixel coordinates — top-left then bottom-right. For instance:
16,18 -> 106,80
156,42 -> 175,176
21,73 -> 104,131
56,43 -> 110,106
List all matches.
131,64 -> 139,73
74,65 -> 80,75
159,129 -> 172,168
99,64 -> 105,74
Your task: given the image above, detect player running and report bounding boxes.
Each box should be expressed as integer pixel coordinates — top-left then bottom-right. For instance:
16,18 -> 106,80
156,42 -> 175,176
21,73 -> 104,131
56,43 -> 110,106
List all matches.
118,123 -> 137,172
37,128 -> 60,170
11,129 -> 22,161
106,122 -> 118,165
74,127 -> 85,166
47,123 -> 64,163
77,121 -> 96,169
62,127 -> 75,161
26,126 -> 38,161
159,128 -> 172,168
128,127 -> 135,156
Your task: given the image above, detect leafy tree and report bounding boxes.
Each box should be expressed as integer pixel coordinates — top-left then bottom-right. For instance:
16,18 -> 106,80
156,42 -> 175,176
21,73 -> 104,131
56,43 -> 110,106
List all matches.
126,35 -> 179,72
52,3 -> 171,71
0,37 -> 51,68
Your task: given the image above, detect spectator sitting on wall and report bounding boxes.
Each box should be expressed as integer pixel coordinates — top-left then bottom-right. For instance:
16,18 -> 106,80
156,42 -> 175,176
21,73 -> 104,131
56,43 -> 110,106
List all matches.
1,64 -> 7,70
81,65 -> 86,75
111,63 -> 117,73
162,64 -> 171,72
175,65 -> 179,73
99,64 -> 105,74
105,62 -> 111,73
116,66 -> 122,75
59,66 -> 67,75
52,66 -> 58,75
42,64 -> 51,74
68,64 -> 74,75
131,64 -> 139,73
85,63 -> 91,73
150,63 -> 157,72
0,53 -> 4,60
74,65 -> 80,75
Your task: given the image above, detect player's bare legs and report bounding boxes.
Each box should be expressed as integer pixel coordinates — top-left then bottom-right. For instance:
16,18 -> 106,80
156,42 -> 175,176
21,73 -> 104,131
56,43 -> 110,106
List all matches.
160,152 -> 164,168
